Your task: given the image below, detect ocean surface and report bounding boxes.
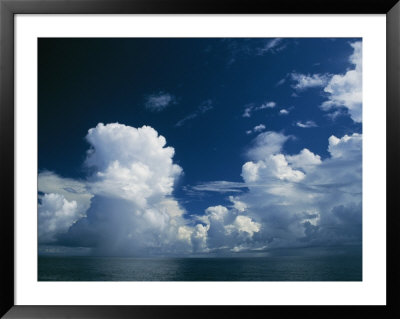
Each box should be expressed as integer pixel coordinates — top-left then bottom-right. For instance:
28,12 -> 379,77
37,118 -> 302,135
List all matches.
38,251 -> 362,281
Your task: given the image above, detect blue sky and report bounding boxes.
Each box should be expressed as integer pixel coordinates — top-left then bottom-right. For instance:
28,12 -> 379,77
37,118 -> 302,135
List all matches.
38,38 -> 362,256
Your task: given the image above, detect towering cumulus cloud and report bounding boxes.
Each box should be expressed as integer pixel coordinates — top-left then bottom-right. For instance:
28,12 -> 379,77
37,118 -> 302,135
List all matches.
85,123 -> 182,205
51,123 -> 194,256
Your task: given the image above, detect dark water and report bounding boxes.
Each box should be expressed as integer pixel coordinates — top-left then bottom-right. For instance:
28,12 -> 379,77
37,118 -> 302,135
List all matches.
38,253 -> 362,281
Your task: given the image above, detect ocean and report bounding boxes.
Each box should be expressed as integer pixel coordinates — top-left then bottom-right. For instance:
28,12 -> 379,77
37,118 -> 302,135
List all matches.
38,251 -> 362,281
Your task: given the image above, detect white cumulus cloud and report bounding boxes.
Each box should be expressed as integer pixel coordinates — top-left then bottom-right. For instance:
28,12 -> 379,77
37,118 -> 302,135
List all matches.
229,196 -> 247,212
38,171 -> 93,214
290,42 -> 362,123
195,200 -> 262,252
225,215 -> 261,237
39,193 -> 82,244
237,130 -> 362,249
191,130 -> 362,251
242,104 -> 254,118
247,131 -> 290,161
291,73 -> 330,90
85,123 -> 182,205
259,102 -> 276,109
246,124 -> 266,135
321,41 -> 362,123
286,149 -> 322,171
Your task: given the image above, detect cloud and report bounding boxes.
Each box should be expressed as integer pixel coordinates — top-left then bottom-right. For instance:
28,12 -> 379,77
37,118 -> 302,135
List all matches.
256,38 -> 286,55
290,42 -> 362,123
206,205 -> 229,221
41,123 -> 199,256
247,131 -> 290,161
39,123 -> 361,256
188,181 -> 248,194
254,124 -> 266,132
276,78 -> 286,87
291,73 -> 331,90
242,154 -> 305,183
38,193 -> 82,244
280,106 -> 295,115
225,215 -> 261,237
195,200 -> 262,252
178,224 -> 208,253
237,131 -> 362,249
191,131 -> 362,251
286,149 -> 322,170
198,100 -> 213,113
246,124 -> 266,135
175,113 -> 198,127
296,120 -> 317,128
328,133 -> 362,158
243,132 -> 305,184
223,38 -> 287,66
229,196 -> 247,212
259,102 -> 276,109
242,104 -> 254,118
38,171 -> 93,214
85,123 -> 182,203
145,91 -> 175,111
242,101 -> 276,118
176,100 -> 213,127
321,41 -> 362,122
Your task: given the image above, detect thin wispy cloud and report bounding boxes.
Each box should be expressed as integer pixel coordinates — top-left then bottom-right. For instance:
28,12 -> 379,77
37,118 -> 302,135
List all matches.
145,91 -> 176,111
296,120 -> 317,128
187,181 -> 248,194
222,38 -> 287,66
176,100 -> 213,127
242,101 -> 276,118
198,100 -> 213,113
175,114 -> 198,127
256,38 -> 286,55
276,78 -> 286,87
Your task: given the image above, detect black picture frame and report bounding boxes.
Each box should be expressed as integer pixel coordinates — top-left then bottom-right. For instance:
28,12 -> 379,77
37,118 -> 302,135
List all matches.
1,0 -> 399,318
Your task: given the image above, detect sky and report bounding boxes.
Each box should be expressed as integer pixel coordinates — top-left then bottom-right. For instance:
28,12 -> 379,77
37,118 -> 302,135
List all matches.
38,38 -> 362,257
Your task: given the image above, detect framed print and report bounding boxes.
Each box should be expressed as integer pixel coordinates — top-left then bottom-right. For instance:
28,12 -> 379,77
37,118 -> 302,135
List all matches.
1,0 -> 399,318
